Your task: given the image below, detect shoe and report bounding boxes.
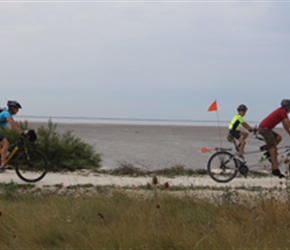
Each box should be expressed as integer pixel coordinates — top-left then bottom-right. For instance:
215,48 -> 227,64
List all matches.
0,168 -> 5,173
235,154 -> 246,163
272,169 -> 285,178
4,165 -> 14,170
259,152 -> 271,162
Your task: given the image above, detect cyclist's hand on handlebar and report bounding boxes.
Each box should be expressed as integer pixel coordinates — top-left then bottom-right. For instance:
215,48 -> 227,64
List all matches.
249,128 -> 257,133
21,130 -> 37,141
249,125 -> 258,134
21,130 -> 30,139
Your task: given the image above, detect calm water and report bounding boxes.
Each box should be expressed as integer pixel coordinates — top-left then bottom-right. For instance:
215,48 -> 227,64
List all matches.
18,115 -> 244,127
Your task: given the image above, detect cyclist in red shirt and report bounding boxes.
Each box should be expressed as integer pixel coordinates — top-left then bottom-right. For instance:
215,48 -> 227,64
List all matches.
258,99 -> 290,178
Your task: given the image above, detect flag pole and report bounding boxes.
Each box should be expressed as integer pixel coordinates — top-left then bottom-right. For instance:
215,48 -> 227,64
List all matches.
208,100 -> 223,148
216,108 -> 223,148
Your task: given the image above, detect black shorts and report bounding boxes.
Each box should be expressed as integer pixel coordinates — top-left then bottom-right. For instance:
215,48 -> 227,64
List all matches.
228,130 -> 241,140
0,134 -> 4,142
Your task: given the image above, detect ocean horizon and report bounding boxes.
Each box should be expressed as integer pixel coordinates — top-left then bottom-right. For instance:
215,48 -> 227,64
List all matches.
17,115 -> 260,127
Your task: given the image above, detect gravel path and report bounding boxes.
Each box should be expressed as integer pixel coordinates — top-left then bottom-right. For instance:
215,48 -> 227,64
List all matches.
0,169 -> 286,189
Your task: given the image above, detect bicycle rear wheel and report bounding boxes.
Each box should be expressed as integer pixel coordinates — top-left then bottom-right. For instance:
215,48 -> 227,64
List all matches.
207,151 -> 239,183
15,149 -> 48,183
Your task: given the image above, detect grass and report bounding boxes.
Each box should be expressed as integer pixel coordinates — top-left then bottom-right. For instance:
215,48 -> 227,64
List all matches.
103,163 -> 208,177
1,182 -> 290,249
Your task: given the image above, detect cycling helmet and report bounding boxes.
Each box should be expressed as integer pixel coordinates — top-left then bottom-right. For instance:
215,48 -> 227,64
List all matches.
281,99 -> 290,109
7,100 -> 22,109
237,104 -> 248,112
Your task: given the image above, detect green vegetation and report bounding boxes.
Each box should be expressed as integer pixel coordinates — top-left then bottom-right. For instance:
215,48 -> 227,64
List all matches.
1,186 -> 290,249
2,120 -> 101,171
105,162 -> 208,177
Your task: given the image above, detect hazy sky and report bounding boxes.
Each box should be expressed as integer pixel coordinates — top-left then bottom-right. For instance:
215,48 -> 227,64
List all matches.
1,0 -> 290,123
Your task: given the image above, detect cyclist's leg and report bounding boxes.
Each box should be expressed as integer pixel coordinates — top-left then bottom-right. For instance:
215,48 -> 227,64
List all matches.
238,131 -> 248,155
0,137 -> 9,169
259,129 -> 281,168
258,128 -> 284,177
229,130 -> 241,150
229,130 -> 247,155
269,132 -> 281,170
269,146 -> 278,169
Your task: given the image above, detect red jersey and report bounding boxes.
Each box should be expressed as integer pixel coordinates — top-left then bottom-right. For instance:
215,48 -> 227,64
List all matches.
259,107 -> 288,130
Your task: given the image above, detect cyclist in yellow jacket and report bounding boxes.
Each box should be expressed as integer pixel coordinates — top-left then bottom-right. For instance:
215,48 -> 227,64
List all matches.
228,104 -> 255,162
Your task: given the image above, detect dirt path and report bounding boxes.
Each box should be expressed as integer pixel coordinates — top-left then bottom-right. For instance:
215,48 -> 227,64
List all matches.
0,169 -> 287,189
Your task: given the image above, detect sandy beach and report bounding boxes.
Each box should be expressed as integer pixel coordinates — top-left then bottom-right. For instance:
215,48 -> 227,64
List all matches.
29,122 -> 228,170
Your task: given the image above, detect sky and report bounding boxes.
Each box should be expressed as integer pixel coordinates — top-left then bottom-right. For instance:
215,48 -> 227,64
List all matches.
0,0 -> 290,123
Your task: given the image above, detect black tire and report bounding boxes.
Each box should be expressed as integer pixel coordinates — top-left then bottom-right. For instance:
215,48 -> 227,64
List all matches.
15,149 -> 48,183
207,151 -> 239,183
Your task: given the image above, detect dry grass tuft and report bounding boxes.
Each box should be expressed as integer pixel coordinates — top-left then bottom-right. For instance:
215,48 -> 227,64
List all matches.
152,175 -> 158,185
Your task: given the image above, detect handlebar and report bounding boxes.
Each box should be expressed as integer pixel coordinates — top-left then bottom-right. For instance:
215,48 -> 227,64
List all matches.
21,130 -> 37,142
250,126 -> 264,141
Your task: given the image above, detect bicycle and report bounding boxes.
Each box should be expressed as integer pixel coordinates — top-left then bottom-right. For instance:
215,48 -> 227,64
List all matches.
202,132 -> 290,183
0,130 -> 48,183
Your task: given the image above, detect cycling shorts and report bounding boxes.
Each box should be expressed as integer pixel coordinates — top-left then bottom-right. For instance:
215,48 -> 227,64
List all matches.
228,130 -> 241,140
258,128 -> 279,149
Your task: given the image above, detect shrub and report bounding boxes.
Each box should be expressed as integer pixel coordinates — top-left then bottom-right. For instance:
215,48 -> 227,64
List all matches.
1,120 -> 102,171
1,120 -> 29,142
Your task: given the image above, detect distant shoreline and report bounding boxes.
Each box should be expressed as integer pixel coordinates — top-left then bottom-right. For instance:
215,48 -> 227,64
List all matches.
17,115 -> 260,127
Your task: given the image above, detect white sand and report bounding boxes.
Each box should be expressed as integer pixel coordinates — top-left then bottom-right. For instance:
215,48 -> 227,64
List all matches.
0,169 -> 287,191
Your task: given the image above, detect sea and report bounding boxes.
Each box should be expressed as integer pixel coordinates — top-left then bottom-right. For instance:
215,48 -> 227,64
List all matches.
17,115 -> 260,127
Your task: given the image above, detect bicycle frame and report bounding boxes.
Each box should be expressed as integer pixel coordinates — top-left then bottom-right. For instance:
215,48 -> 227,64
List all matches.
205,143 -> 290,174
233,133 -> 290,171
0,138 -> 26,167
4,147 -> 19,165
205,132 -> 290,182
0,131 -> 48,183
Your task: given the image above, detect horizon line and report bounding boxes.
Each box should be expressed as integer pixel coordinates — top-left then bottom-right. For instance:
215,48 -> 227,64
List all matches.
18,115 -> 259,124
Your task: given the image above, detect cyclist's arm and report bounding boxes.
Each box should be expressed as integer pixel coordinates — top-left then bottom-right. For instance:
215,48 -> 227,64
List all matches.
282,118 -> 290,136
6,117 -> 24,135
242,122 -> 254,131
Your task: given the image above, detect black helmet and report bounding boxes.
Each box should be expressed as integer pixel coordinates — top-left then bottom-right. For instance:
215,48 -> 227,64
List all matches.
7,100 -> 22,109
281,99 -> 290,109
237,104 -> 248,112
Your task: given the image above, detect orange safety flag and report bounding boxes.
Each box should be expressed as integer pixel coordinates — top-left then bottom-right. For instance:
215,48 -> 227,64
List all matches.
208,100 -> 218,112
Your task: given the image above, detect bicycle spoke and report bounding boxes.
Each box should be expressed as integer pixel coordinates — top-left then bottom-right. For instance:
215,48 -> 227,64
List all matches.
15,149 -> 48,183
207,151 -> 238,183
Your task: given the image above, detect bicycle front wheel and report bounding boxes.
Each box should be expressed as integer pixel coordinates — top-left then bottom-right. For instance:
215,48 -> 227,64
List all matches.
15,149 -> 48,183
207,151 -> 239,183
